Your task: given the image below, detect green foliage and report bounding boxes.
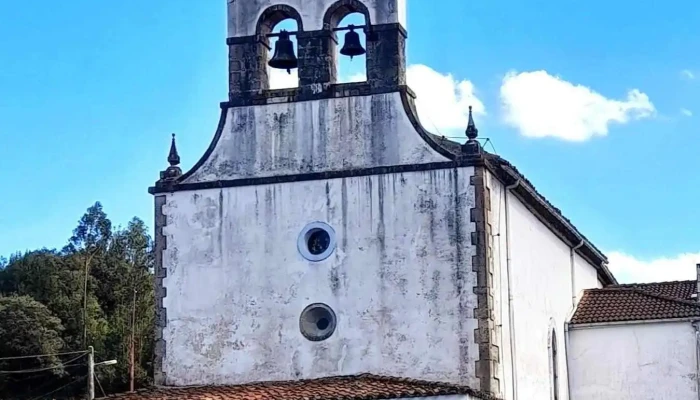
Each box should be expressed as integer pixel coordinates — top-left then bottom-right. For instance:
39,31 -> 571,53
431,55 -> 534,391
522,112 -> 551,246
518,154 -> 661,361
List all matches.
0,205 -> 155,399
0,295 -> 66,395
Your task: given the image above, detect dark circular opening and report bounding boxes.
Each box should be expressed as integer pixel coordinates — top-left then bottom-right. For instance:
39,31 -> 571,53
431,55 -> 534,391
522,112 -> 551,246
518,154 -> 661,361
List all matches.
316,317 -> 330,330
307,229 -> 331,255
299,303 -> 337,341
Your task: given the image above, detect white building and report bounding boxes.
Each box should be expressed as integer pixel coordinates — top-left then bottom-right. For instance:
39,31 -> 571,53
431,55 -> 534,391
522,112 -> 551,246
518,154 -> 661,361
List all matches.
101,1 -> 700,400
568,278 -> 700,400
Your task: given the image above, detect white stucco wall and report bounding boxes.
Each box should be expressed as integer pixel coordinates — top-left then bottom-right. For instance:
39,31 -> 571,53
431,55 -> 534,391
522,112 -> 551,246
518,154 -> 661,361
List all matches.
160,167 -> 479,387
182,92 -> 447,183
487,171 -> 605,400
569,321 -> 698,400
573,253 -> 602,301
227,0 -> 407,37
486,171 -> 512,398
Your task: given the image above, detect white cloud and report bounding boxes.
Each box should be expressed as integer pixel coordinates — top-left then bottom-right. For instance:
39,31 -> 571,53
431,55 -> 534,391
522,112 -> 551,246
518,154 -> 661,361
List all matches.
681,69 -> 695,80
406,64 -> 485,133
269,64 -> 484,135
681,108 -> 693,117
500,70 -> 655,142
607,251 -> 700,284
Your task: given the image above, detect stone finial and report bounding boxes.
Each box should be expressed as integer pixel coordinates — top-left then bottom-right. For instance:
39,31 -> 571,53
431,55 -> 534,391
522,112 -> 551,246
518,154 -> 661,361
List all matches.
160,133 -> 182,181
461,106 -> 482,155
466,106 -> 479,140
168,133 -> 181,166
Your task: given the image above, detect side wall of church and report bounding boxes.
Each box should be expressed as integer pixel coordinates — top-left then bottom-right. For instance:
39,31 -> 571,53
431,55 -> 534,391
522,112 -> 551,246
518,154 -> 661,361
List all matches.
486,172 -> 604,400
155,166 -> 480,388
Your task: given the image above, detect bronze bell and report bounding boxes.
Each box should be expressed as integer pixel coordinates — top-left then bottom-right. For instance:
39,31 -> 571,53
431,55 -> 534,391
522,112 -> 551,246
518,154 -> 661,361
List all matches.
340,25 -> 366,59
268,30 -> 298,74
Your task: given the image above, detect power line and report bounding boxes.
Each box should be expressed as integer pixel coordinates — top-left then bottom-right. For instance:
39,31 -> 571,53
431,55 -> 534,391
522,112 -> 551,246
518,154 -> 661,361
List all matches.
0,353 -> 86,375
28,374 -> 86,400
0,350 -> 88,362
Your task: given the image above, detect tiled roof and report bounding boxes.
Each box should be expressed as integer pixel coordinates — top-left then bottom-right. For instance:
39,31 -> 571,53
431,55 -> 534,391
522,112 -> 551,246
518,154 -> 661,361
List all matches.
483,152 -> 616,285
611,280 -> 697,300
571,280 -> 700,324
98,374 -> 497,400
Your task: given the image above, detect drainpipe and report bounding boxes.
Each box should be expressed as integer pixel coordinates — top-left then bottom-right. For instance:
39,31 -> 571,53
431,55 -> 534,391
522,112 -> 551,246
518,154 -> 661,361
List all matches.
570,240 -> 584,307
504,179 -> 520,400
564,320 -> 573,400
696,264 -> 700,301
694,321 -> 700,400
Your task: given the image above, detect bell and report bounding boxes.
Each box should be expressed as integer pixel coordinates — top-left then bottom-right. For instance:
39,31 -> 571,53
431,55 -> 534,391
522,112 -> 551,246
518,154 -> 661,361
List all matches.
340,25 -> 366,59
268,30 -> 298,74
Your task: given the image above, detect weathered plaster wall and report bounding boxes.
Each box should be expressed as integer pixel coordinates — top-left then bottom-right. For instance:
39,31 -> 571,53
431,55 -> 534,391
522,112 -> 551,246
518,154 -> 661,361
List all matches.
486,173 -> 511,399
160,167 -> 479,387
569,321 -> 698,400
227,0 -> 407,37
573,253 -> 602,301
506,188 -> 571,400
182,92 -> 447,183
487,171 -> 605,400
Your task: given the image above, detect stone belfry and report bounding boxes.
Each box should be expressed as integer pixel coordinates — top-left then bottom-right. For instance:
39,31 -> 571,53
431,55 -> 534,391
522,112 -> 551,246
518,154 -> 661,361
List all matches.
149,0 -> 497,397
226,0 -> 407,103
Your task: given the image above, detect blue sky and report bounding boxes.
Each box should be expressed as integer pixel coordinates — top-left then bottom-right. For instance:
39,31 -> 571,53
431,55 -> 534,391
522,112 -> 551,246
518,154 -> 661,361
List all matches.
0,0 -> 698,282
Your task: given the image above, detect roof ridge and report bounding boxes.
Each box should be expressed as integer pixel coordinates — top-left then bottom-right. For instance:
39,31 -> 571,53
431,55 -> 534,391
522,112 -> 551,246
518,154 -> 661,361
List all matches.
96,374 -> 499,400
633,289 -> 700,308
584,287 -> 700,307
609,279 -> 696,288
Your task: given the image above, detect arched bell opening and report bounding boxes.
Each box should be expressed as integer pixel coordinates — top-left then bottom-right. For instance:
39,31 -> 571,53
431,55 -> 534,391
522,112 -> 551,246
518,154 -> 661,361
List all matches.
334,13 -> 367,83
267,18 -> 300,89
323,0 -> 371,84
255,5 -> 303,90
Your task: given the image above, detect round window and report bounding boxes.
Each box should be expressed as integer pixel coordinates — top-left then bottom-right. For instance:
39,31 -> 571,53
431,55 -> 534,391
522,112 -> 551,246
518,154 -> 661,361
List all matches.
299,303 -> 337,341
297,222 -> 336,261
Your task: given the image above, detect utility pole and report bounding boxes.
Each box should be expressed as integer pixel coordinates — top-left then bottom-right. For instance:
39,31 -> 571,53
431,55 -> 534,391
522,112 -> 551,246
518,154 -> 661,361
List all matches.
87,346 -> 94,400
129,288 -> 137,392
87,347 -> 117,400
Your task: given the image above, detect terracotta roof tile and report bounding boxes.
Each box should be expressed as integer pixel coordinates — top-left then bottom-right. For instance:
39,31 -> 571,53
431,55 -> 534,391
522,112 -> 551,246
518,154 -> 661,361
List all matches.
610,280 -> 697,300
571,280 -> 700,324
99,374 -> 497,400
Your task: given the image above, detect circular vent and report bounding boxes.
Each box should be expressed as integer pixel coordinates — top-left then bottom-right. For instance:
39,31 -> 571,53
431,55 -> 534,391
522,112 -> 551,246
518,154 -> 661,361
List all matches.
299,303 -> 337,341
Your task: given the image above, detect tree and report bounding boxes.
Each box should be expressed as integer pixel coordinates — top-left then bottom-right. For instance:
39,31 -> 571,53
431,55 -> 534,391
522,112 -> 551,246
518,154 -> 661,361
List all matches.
0,203 -> 155,398
91,218 -> 155,391
63,202 -> 112,348
0,296 -> 67,396
0,250 -> 108,353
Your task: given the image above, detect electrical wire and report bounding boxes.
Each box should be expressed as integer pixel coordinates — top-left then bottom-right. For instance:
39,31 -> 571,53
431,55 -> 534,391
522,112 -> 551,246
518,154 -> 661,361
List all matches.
0,353 -> 86,374
28,374 -> 86,400
0,350 -> 88,362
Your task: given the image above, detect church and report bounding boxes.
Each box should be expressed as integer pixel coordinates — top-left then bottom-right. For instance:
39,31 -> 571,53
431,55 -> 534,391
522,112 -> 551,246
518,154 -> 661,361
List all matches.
101,1 -> 700,400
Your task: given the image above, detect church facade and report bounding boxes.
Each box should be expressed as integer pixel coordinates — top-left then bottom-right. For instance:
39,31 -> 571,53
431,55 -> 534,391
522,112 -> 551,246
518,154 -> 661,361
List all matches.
140,1 -> 620,399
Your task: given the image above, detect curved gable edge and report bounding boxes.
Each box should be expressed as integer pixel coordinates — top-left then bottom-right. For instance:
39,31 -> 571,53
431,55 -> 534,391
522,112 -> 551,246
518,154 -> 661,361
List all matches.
146,85 -> 616,287
398,85 -> 461,161
148,104 -> 228,194
151,85 -> 458,194
177,105 -> 229,184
